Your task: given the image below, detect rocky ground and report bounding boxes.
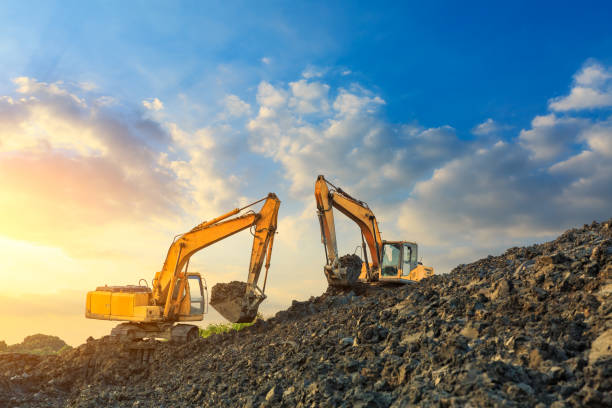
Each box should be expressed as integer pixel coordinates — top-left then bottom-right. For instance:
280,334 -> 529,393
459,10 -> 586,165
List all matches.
1,219 -> 610,407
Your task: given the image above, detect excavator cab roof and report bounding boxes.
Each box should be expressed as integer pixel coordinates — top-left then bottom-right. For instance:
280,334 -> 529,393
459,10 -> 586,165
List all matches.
382,240 -> 418,246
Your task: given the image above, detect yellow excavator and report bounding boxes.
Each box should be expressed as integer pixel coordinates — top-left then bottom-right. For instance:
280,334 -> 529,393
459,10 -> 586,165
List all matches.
315,175 -> 434,287
85,193 -> 281,342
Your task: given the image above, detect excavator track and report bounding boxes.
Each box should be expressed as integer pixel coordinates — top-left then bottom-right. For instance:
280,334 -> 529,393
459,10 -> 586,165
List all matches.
110,322 -> 199,343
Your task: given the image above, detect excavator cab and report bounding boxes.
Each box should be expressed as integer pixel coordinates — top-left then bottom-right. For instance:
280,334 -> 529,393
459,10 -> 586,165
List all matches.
379,241 -> 434,283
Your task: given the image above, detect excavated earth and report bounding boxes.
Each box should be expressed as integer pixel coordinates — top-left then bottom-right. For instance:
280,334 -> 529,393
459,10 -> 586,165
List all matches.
210,281 -> 248,306
339,254 -> 365,283
1,220 -> 611,407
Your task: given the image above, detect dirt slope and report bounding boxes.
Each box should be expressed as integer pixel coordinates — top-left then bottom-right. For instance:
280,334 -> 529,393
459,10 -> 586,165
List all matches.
1,219 -> 610,407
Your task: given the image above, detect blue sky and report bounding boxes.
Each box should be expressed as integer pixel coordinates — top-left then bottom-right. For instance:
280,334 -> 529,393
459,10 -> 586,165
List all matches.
3,1 -> 612,132
0,1 -> 611,344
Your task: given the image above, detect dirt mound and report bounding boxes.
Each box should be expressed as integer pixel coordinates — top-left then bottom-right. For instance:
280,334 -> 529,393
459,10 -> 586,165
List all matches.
1,219 -> 611,407
0,334 -> 71,356
0,336 -> 161,407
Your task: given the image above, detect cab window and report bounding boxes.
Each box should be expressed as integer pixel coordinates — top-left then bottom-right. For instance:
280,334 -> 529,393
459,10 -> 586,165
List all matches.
381,244 -> 401,276
402,245 -> 412,276
188,275 -> 204,315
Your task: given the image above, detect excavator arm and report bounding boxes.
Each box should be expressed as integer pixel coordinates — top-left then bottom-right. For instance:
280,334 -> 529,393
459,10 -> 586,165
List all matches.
315,175 -> 382,285
152,193 -> 281,320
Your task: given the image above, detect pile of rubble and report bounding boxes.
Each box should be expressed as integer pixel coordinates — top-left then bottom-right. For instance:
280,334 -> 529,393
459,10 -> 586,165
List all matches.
1,219 -> 610,407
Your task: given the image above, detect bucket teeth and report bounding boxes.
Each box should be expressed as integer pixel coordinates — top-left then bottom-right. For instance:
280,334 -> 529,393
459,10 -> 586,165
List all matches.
324,265 -> 361,287
211,299 -> 257,323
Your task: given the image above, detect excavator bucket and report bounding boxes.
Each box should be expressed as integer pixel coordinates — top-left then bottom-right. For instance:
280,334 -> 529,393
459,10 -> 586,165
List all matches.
209,281 -> 265,323
324,254 -> 363,287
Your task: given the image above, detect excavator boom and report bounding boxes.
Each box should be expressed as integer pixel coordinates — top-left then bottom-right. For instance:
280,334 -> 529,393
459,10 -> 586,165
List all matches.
315,175 -> 383,285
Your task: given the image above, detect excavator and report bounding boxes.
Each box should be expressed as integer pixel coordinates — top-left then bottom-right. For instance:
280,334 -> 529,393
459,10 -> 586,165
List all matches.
315,175 -> 434,287
85,193 -> 281,342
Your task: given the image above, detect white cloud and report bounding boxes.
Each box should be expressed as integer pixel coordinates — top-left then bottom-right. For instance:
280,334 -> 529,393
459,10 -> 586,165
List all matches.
163,122 -> 246,216
518,114 -> 588,161
78,81 -> 98,91
261,57 -> 271,65
289,79 -> 330,114
472,118 -> 510,136
333,89 -> 385,117
575,63 -> 612,87
95,96 -> 117,106
13,77 -> 85,106
142,97 -> 164,111
247,80 -> 462,201
301,65 -> 325,79
223,94 -> 251,117
581,119 -> 612,157
256,81 -> 287,108
549,62 -> 612,111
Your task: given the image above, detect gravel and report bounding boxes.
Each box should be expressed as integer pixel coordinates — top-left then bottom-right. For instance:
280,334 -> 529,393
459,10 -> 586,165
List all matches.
1,219 -> 611,407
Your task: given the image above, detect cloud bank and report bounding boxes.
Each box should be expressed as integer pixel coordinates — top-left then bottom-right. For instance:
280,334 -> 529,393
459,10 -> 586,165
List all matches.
244,61 -> 612,271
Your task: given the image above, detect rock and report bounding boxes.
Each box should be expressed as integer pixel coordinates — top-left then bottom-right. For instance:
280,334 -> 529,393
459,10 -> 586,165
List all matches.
265,385 -> 283,402
340,337 -> 354,347
282,385 -> 295,399
460,324 -> 479,340
588,329 -> 612,364
490,279 -> 512,300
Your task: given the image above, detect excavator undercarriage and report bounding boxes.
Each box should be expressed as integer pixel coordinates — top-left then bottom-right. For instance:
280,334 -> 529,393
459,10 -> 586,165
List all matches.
110,322 -> 199,343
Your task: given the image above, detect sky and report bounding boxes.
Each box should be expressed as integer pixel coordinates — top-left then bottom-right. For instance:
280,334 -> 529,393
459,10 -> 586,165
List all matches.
0,1 -> 611,346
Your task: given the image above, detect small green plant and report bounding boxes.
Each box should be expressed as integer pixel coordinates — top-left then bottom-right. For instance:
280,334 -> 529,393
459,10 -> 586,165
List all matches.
199,313 -> 262,338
